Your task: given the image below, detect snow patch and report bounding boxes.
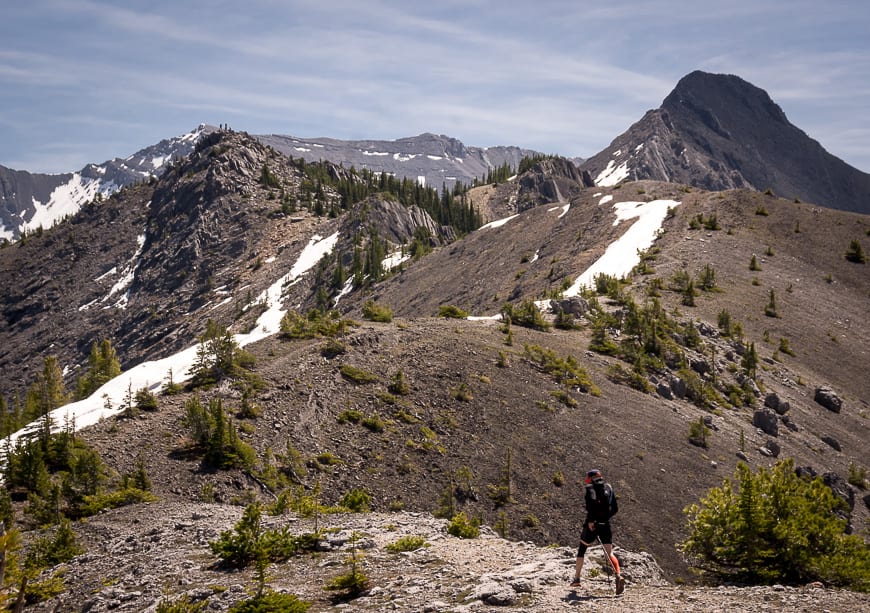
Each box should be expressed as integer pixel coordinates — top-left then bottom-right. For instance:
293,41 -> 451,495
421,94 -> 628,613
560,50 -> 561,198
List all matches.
393,153 -> 418,162
478,214 -> 519,230
23,173 -> 116,234
427,155 -> 443,161
363,150 -> 389,156
599,195 -> 614,206
595,160 -> 629,187
565,199 -> 680,296
294,147 -> 311,153
383,247 -> 411,271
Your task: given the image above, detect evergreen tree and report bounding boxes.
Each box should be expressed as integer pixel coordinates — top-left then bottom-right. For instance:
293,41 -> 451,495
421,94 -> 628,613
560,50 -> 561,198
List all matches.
76,339 -> 122,400
682,460 -> 870,589
845,239 -> 867,263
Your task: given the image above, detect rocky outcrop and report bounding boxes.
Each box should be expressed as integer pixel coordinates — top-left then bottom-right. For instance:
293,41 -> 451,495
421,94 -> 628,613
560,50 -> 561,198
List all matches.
516,158 -> 593,211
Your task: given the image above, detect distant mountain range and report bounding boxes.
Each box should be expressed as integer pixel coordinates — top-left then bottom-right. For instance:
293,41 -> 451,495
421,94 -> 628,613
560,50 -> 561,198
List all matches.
0,130 -> 547,241
257,132 -> 551,191
4,69 -> 869,241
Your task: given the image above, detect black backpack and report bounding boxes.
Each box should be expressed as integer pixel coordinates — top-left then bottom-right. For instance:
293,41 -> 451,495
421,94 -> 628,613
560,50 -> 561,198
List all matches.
587,481 -> 618,520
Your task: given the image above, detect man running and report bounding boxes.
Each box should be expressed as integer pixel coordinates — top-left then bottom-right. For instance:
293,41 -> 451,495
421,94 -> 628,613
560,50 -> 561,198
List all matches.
570,468 -> 625,594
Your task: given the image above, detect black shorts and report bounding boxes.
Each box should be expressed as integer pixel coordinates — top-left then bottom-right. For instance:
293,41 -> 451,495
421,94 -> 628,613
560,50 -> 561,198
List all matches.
580,521 -> 612,546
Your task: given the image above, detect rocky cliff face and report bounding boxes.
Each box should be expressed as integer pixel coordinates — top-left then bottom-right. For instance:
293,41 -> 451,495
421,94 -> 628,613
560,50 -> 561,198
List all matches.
581,71 -> 870,214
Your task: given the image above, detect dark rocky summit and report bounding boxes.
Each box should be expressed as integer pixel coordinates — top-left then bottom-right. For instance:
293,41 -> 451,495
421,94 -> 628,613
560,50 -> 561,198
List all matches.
581,71 -> 870,214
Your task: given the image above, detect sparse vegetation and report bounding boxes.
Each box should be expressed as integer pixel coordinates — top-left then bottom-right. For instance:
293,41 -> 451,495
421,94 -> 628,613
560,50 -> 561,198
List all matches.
447,512 -> 480,539
339,364 -> 378,384
688,417 -> 711,448
438,304 -> 469,319
845,239 -> 867,263
385,535 -> 428,553
362,300 -> 393,322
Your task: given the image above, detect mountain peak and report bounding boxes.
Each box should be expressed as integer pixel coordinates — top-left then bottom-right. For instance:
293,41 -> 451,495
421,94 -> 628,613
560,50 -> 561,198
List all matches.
664,70 -> 788,126
580,71 -> 870,213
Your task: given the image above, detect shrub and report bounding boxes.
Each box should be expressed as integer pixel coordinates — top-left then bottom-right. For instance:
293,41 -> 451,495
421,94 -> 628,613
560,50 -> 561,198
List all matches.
447,512 -> 480,539
337,409 -> 363,424
157,595 -> 208,613
438,305 -> 469,319
209,503 -> 311,569
681,460 -> 870,590
388,370 -> 410,395
523,344 -> 600,395
324,532 -> 370,598
79,487 -> 158,516
339,364 -> 378,384
229,591 -> 310,613
451,383 -> 473,402
25,518 -> 83,569
362,300 -> 393,322
501,301 -> 550,331
749,255 -> 761,271
361,413 -> 386,432
339,488 -> 371,512
697,264 -> 717,291
134,387 -> 158,411
280,309 -> 354,339
688,417 -> 711,448
848,463 -> 867,489
764,289 -> 778,318
386,535 -> 428,553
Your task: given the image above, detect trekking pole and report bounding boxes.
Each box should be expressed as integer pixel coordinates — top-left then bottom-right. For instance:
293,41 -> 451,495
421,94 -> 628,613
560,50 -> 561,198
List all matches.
595,534 -> 615,588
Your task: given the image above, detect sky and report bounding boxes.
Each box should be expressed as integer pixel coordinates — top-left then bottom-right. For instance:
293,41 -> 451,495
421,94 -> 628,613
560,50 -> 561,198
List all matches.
2,0 -> 870,174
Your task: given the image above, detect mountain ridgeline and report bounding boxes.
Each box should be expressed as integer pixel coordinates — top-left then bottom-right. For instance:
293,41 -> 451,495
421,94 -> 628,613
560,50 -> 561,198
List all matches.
0,71 -> 869,610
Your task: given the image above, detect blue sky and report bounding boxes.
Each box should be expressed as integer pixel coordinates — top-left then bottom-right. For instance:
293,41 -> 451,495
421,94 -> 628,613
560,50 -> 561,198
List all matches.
2,0 -> 869,174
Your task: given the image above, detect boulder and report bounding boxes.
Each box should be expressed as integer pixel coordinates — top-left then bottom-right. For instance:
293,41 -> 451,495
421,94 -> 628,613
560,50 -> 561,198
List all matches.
821,435 -> 842,452
764,392 -> 789,414
814,386 -> 842,413
760,439 -> 780,457
753,408 -> 778,437
669,375 -> 687,399
656,382 -> 674,400
781,414 -> 799,432
550,297 -> 589,318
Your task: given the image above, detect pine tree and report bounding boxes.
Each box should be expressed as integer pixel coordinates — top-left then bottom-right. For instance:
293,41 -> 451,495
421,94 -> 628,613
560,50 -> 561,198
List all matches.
845,239 -> 867,263
76,339 -> 121,399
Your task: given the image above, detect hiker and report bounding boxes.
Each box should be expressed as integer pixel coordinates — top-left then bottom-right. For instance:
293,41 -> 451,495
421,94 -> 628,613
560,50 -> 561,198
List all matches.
570,468 -> 626,594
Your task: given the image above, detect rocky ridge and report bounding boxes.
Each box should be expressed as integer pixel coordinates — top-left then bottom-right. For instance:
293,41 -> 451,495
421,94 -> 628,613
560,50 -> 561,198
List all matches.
26,501 -> 868,612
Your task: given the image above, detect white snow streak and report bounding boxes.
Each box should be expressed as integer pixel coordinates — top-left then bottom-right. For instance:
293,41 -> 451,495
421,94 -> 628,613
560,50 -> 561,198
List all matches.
595,160 -> 629,187
478,214 -> 519,230
4,232 -> 340,449
599,195 -> 614,206
565,199 -> 679,296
